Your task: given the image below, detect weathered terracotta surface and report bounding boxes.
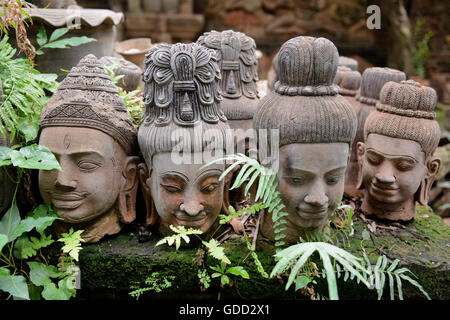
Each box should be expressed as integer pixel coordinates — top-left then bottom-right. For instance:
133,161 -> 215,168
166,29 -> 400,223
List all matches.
197,30 -> 260,155
99,56 -> 142,92
138,43 -> 232,238
357,80 -> 441,221
253,36 -> 357,244
344,67 -> 406,199
338,56 -> 358,71
38,54 -> 139,243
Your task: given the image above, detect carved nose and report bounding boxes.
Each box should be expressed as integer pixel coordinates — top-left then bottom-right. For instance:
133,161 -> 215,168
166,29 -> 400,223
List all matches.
304,193 -> 329,207
374,166 -> 396,184
55,170 -> 77,191
179,201 -> 204,217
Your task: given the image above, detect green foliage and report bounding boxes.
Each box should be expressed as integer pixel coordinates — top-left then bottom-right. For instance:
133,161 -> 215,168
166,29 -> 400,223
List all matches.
155,225 -> 203,250
243,232 -> 268,278
129,272 -> 175,300
0,204 -> 83,300
358,253 -> 430,300
413,19 -> 434,77
271,242 -> 370,300
35,25 -> 96,56
104,62 -> 144,125
0,35 -> 59,141
219,202 -> 265,224
197,269 -> 211,289
203,239 -> 231,265
210,262 -> 249,287
57,228 -> 84,261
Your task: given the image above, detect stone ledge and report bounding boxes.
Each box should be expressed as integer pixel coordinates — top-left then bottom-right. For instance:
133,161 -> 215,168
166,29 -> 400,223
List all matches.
76,205 -> 450,300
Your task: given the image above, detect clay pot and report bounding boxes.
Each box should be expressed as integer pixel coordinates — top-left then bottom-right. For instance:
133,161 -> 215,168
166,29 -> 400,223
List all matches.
115,38 -> 152,70
20,8 -> 123,80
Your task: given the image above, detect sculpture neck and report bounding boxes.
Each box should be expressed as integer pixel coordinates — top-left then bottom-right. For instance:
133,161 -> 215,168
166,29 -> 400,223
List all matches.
54,205 -> 122,243
361,190 -> 416,221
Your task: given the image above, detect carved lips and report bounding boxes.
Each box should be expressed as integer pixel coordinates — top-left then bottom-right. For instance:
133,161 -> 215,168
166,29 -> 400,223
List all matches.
49,191 -> 89,210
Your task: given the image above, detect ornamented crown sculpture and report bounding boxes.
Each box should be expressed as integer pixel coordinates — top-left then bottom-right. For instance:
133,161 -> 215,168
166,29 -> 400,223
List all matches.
138,42 -> 232,238
253,36 -> 357,244
357,80 -> 441,221
39,54 -> 139,243
196,30 -> 259,121
344,67 -> 406,198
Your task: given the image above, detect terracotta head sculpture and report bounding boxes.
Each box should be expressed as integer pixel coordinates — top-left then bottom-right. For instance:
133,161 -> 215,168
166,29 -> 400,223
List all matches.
344,67 -> 406,198
334,67 -> 361,97
138,42 -> 232,237
357,80 -> 441,221
197,30 -> 260,154
338,56 -> 358,71
38,54 -> 139,243
253,36 -> 357,244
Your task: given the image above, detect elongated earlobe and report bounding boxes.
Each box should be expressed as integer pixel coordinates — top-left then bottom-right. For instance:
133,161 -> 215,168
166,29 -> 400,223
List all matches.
356,142 -> 365,190
417,157 -> 440,205
118,156 -> 140,223
138,163 -> 159,226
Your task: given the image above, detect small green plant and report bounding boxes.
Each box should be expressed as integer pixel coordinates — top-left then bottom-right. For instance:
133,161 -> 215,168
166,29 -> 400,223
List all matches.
103,62 -> 144,125
413,19 -> 434,78
35,25 -> 96,56
0,204 -> 84,300
129,272 -> 175,300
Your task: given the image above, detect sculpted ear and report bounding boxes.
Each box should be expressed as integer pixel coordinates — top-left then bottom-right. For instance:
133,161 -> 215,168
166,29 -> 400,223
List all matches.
416,156 -> 440,205
356,142 -> 365,190
138,162 -> 159,226
118,156 -> 140,223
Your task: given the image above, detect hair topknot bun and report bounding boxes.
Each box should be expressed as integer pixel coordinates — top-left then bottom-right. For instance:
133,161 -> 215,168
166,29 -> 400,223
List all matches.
274,36 -> 340,96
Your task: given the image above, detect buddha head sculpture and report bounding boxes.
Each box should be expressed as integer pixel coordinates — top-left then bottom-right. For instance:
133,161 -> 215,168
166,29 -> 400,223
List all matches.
138,42 -> 233,237
99,55 -> 142,92
38,54 -> 139,243
253,36 -> 357,244
338,56 -> 358,71
334,67 -> 361,97
344,67 -> 406,198
357,80 -> 441,221
197,30 -> 259,154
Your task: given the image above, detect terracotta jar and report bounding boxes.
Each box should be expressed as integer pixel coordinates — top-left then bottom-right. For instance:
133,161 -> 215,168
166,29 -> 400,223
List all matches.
22,8 -> 123,80
253,36 -> 357,244
38,54 -> 140,243
357,80 -> 441,221
137,43 -> 233,238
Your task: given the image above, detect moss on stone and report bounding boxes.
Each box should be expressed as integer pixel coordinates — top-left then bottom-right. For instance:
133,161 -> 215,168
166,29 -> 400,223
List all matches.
77,206 -> 449,300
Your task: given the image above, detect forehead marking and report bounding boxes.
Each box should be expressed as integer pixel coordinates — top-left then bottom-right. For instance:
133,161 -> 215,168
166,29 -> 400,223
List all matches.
63,134 -> 71,150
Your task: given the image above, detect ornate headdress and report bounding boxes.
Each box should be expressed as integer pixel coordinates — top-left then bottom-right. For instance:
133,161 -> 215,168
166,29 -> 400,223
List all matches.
40,54 -> 137,155
253,36 -> 357,147
138,42 -> 230,162
197,30 -> 259,120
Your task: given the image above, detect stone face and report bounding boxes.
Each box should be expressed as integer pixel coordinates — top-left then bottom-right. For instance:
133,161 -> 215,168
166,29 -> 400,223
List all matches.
38,54 -> 139,243
357,80 -> 441,222
344,67 -> 406,199
76,206 -> 450,300
253,36 -> 357,244
137,43 -> 232,238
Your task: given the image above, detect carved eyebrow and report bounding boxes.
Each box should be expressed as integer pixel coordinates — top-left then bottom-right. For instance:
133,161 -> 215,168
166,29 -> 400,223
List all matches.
51,150 -> 105,159
324,166 -> 347,176
160,171 -> 189,182
365,148 -> 418,162
193,168 -> 223,184
284,166 -> 315,178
